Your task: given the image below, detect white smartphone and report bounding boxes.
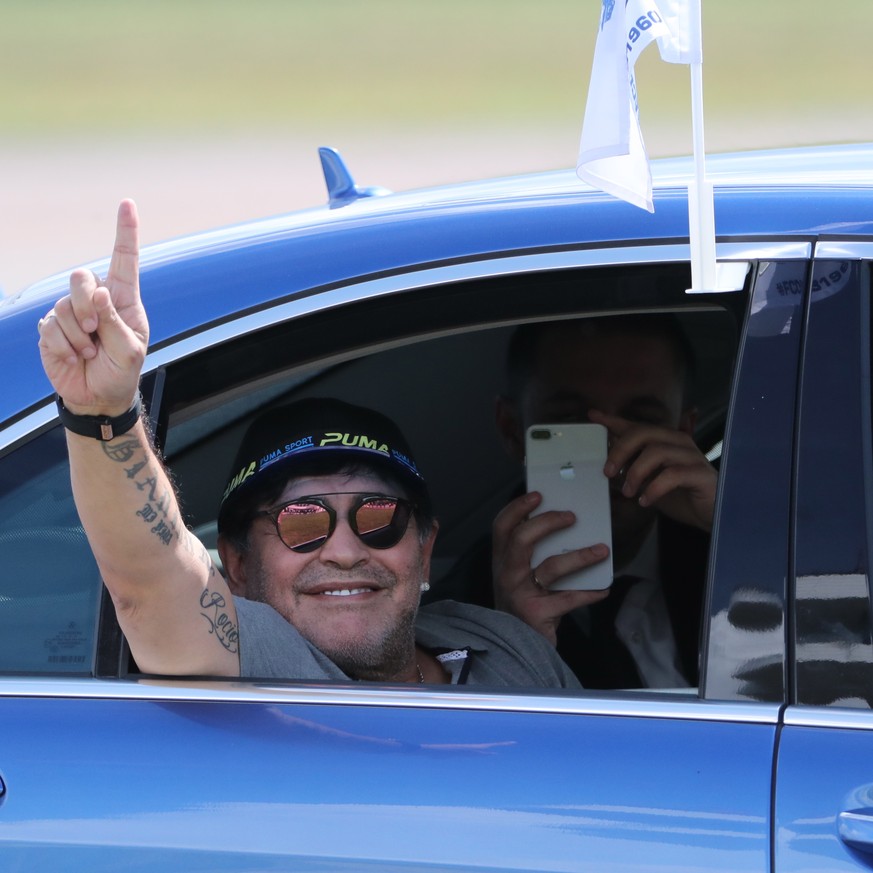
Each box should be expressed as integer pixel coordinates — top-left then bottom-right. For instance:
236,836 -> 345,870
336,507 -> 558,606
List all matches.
525,423 -> 613,591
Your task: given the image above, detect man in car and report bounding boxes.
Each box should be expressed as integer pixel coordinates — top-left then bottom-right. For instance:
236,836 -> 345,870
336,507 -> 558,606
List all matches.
433,315 -> 717,688
36,200 -> 578,688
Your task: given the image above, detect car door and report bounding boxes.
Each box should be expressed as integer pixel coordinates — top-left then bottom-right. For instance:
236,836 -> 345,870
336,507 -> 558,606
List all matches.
0,242 -> 793,871
774,244 -> 873,872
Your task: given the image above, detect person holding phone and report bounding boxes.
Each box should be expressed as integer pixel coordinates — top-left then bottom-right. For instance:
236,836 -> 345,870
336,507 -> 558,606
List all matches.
430,315 -> 716,689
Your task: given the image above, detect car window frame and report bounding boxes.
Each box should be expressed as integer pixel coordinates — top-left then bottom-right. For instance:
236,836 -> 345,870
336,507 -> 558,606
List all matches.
700,255 -> 811,703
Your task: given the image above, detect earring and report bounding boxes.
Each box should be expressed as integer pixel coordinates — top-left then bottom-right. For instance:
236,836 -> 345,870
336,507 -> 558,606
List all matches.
420,581 -> 431,593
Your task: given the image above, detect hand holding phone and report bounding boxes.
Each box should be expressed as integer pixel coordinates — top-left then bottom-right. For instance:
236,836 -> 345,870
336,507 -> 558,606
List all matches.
525,423 -> 613,591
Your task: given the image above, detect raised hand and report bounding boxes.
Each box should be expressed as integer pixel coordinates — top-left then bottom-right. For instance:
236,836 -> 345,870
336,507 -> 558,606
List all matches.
38,199 -> 147,416
588,408 -> 717,532
492,490 -> 610,645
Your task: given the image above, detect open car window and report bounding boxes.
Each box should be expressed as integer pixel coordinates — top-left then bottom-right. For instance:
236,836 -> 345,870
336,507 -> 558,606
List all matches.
152,260 -> 746,691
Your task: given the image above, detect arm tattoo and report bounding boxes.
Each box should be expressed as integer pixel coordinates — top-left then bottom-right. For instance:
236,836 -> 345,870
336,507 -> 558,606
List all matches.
103,431 -> 216,577
200,588 -> 240,654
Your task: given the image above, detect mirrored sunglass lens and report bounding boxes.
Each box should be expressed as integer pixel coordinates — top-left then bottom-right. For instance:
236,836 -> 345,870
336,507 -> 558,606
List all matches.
355,498 -> 399,534
356,499 -> 408,547
277,502 -> 332,551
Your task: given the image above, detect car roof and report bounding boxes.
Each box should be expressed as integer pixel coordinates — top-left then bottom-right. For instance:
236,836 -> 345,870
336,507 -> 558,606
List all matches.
3,142 -> 873,425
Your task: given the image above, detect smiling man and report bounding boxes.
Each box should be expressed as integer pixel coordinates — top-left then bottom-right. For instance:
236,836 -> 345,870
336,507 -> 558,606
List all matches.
214,396 -> 578,684
36,200 -> 577,688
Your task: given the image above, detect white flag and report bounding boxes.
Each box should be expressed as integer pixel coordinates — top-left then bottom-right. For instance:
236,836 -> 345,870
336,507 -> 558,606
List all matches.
657,0 -> 702,64
576,0 -> 697,212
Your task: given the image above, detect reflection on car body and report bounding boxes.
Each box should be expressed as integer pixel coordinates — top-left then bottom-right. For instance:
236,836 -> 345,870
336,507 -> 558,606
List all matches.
1,144 -> 873,869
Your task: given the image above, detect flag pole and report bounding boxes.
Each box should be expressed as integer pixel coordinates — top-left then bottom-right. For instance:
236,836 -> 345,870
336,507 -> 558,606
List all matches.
576,0 -> 719,273
686,4 -> 717,292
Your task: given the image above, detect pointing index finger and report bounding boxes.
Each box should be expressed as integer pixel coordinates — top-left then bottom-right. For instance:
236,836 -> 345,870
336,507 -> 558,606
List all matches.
106,199 -> 140,302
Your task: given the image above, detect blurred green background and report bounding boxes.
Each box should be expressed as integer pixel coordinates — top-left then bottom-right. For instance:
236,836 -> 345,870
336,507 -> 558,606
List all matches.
1,0 -> 871,294
3,0 -> 870,135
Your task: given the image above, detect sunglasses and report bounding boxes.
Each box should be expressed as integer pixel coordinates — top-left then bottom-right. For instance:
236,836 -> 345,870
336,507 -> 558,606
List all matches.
258,492 -> 416,553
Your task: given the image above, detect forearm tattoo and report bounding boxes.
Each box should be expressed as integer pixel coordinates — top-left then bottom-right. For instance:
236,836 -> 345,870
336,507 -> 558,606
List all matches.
102,434 -> 216,579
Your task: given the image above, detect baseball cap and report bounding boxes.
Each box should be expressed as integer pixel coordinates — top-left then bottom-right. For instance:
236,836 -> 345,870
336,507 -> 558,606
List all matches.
217,397 -> 429,531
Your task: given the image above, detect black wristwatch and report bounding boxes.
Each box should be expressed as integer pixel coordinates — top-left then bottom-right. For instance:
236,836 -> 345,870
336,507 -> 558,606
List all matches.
56,394 -> 142,441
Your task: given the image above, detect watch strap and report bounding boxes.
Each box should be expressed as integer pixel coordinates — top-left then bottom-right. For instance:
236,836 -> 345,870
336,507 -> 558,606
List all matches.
56,394 -> 142,441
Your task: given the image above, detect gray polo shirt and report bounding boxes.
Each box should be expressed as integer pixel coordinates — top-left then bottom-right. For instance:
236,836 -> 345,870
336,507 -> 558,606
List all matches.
234,597 -> 580,689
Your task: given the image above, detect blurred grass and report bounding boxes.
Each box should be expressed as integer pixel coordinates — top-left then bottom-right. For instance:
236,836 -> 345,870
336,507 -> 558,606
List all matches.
1,0 -> 870,135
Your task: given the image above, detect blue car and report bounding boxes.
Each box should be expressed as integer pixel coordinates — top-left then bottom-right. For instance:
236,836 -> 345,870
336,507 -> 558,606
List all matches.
2,143 -> 873,871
